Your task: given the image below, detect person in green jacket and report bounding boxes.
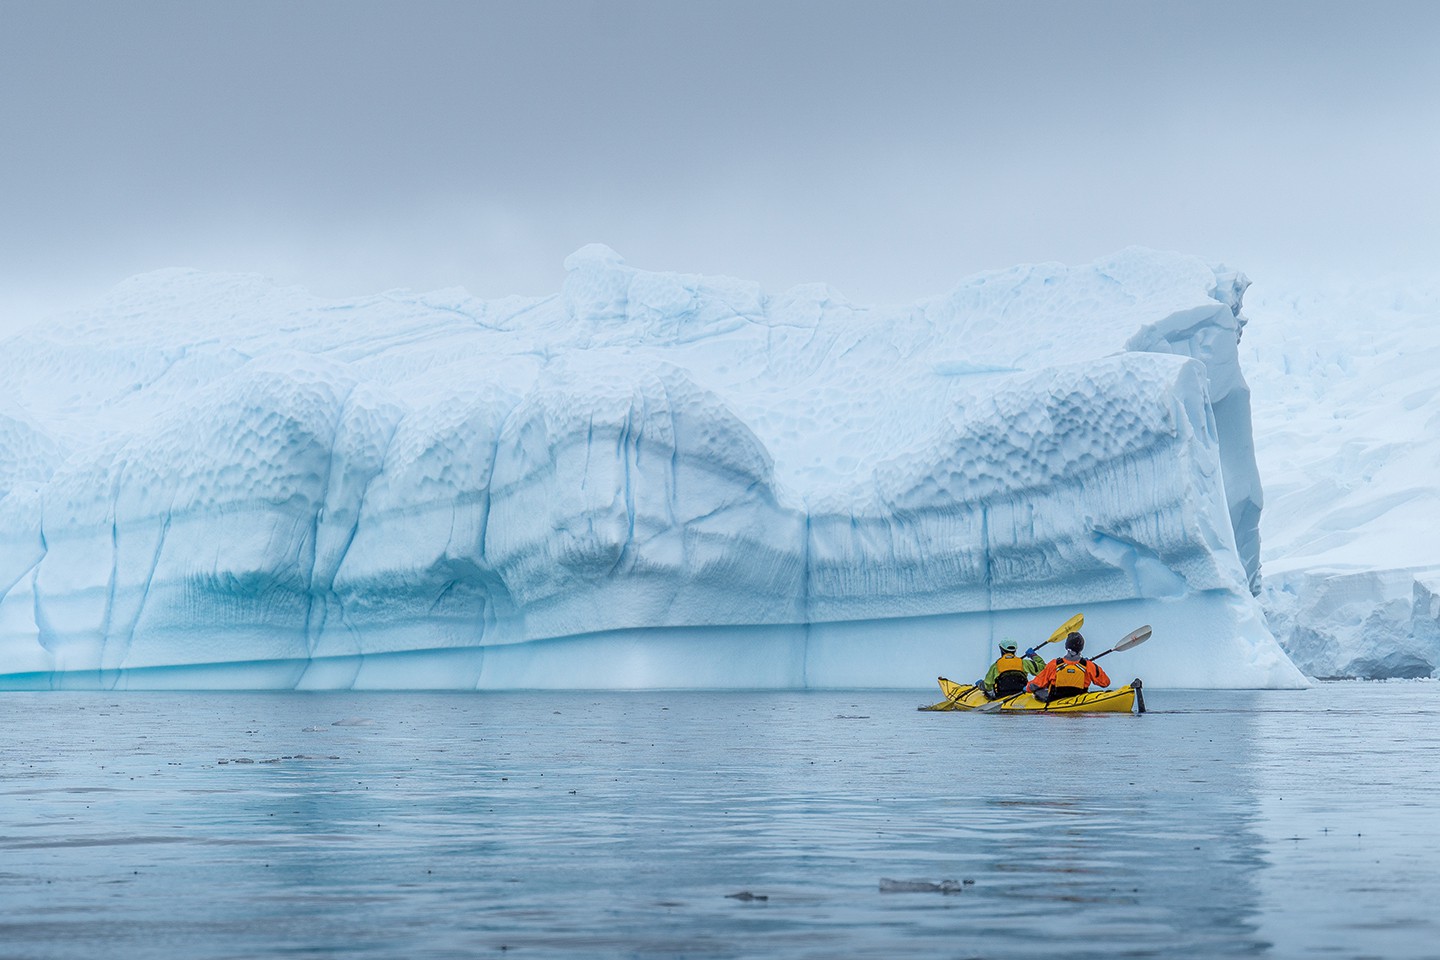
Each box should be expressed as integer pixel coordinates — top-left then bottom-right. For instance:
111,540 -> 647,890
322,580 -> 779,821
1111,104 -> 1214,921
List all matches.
978,640 -> 1045,698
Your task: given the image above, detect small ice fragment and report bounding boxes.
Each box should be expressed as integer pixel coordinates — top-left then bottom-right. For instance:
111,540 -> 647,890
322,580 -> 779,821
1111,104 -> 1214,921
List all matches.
878,878 -> 963,894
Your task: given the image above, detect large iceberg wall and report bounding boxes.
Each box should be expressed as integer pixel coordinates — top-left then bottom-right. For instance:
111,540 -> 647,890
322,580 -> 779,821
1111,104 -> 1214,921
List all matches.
0,248 -> 1304,689
1244,280 -> 1440,678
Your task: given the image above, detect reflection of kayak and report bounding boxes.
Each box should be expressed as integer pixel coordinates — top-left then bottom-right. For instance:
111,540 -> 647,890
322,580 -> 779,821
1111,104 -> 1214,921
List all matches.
919,676 -> 1139,713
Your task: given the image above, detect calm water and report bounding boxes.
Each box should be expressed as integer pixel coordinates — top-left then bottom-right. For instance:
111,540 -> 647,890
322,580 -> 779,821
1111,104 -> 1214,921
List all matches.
1,683 -> 1437,959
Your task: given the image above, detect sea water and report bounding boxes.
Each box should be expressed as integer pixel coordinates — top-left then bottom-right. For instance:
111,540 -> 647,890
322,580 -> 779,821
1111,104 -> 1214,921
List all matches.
1,683 -> 1436,959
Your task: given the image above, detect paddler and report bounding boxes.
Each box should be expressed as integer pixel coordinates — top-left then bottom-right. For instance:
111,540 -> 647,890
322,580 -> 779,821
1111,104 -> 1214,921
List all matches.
1025,632 -> 1110,702
978,640 -> 1045,699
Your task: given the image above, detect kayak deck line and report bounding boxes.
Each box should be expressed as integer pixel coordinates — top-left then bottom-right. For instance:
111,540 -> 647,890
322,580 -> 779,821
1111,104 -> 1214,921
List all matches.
919,676 -> 1140,713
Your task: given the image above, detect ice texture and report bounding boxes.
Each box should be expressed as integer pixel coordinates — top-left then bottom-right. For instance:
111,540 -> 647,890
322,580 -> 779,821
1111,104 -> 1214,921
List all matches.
1262,568 -> 1438,679
0,248 -> 1304,689
1245,280 -> 1440,678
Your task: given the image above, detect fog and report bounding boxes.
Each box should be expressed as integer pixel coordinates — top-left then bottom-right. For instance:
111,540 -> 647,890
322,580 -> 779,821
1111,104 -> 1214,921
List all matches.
2,0 -> 1437,329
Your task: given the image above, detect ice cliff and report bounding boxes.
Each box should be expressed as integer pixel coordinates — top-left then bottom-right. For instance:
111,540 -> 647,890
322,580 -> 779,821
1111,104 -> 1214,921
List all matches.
0,247 -> 1305,689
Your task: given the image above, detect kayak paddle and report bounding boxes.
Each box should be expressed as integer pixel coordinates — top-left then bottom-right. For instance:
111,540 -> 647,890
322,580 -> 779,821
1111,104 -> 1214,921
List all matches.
976,690 -> 1026,713
1090,624 -> 1152,660
1040,613 -> 1084,651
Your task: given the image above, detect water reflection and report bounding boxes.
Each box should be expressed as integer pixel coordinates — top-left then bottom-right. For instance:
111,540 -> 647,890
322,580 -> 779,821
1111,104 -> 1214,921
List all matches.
1248,685 -> 1440,957
929,704 -> 1272,957
1,688 -> 1435,957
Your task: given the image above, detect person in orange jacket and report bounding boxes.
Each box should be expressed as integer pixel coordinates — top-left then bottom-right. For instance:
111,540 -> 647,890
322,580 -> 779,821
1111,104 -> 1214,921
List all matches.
1025,631 -> 1110,702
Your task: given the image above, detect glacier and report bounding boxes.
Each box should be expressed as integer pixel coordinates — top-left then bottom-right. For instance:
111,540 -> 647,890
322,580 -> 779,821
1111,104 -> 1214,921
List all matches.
0,246 -> 1306,689
1244,280 -> 1440,678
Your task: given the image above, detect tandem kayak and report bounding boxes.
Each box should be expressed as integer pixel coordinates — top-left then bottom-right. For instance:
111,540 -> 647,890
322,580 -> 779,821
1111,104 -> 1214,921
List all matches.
919,676 -> 1142,713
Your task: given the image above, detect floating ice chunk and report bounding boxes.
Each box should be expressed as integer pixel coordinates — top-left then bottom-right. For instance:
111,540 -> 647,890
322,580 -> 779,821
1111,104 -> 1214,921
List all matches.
879,878 -> 965,894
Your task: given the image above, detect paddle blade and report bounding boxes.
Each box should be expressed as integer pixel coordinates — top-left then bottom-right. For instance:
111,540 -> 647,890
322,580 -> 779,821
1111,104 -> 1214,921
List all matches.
977,692 -> 1023,713
1113,625 -> 1153,652
1044,613 -> 1085,647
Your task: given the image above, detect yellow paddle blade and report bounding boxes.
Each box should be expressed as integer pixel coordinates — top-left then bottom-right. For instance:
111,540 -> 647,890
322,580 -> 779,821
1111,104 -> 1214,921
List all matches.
1044,613 -> 1084,647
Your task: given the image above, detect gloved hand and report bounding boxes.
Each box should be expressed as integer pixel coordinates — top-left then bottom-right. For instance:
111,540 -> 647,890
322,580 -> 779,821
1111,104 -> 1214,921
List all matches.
1023,648 -> 1036,658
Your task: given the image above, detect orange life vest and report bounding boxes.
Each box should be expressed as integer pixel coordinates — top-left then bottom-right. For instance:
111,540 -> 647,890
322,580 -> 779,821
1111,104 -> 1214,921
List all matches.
1050,657 -> 1091,693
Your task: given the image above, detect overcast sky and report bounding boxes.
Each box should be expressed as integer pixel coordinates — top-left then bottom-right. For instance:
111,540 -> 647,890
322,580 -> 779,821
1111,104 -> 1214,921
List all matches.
2,0 -> 1437,328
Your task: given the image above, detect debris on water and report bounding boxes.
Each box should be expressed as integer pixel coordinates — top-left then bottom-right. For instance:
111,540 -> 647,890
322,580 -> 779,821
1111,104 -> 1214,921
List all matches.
835,715 -> 871,719
879,878 -> 964,894
217,754 -> 339,766
331,718 -> 375,727
725,891 -> 768,901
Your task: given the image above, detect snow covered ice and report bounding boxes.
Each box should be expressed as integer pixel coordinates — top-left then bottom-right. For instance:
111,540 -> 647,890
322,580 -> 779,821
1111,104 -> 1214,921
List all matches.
1244,280 -> 1440,678
0,246 -> 1307,689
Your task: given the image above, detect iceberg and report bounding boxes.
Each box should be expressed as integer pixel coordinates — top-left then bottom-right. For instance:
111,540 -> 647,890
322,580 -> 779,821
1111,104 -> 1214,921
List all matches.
0,247 -> 1305,689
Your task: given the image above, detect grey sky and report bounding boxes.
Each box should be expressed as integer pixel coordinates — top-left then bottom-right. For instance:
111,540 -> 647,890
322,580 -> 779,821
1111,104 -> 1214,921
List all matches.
2,0 -> 1437,328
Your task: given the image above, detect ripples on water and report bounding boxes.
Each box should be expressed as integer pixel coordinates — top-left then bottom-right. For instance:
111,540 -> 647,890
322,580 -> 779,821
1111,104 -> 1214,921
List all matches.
1,684 -> 1436,959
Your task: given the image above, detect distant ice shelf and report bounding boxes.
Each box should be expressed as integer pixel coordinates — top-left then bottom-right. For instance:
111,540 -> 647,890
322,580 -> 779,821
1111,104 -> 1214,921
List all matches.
0,247 -> 1306,689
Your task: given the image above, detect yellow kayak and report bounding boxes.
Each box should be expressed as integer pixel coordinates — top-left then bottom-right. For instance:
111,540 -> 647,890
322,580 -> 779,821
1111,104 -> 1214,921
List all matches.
919,676 -> 1139,713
